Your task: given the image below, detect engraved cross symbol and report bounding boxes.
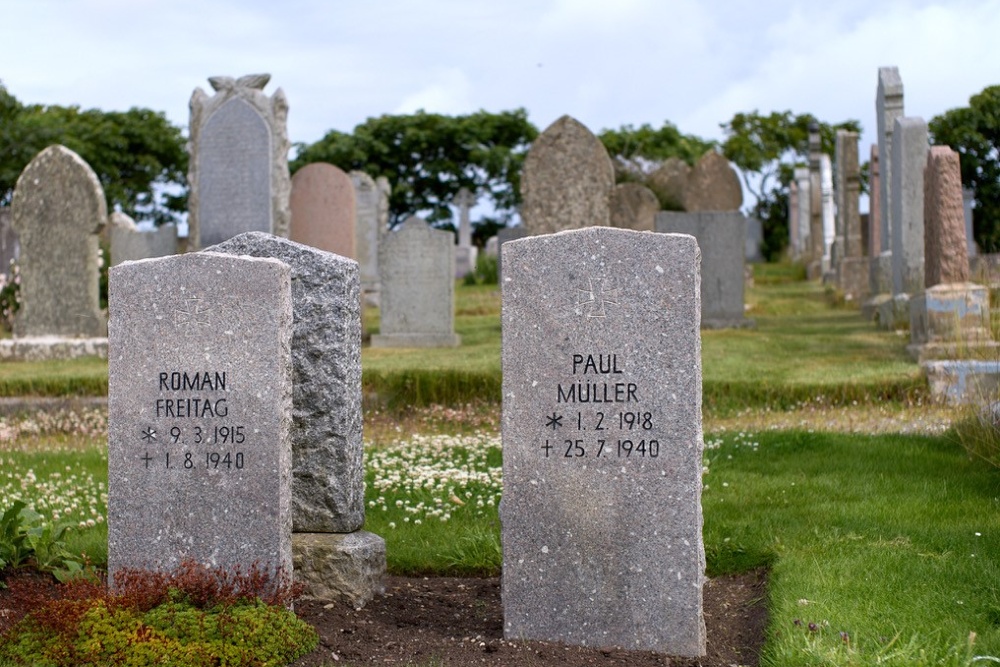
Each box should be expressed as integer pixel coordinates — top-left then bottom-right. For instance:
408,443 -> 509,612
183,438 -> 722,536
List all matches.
175,296 -> 212,336
574,279 -> 620,318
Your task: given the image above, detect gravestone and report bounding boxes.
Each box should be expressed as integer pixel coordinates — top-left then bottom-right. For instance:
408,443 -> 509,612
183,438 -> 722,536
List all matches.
520,115 -> 615,235
869,67 -> 904,317
107,251 -> 293,581
501,226 -> 706,656
746,217 -> 764,263
496,225 -> 529,283
453,188 -> 478,278
963,188 -> 977,256
207,232 -> 384,607
681,151 -> 742,212
909,146 -> 997,362
109,212 -> 178,267
656,211 -> 751,328
834,131 -> 867,301
372,217 -> 460,348
351,171 -> 385,303
869,145 -> 882,257
188,73 -> 290,250
807,123 -> 824,276
609,182 -> 659,231
788,180 -> 800,258
794,167 -> 811,260
891,117 -> 928,297
290,163 -> 356,258
820,153 -> 835,271
646,157 -> 689,210
0,208 -> 18,278
10,145 -> 106,338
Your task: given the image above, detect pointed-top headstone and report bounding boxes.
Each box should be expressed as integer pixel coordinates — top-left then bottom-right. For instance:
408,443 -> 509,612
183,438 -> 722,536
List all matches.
188,73 -> 290,250
11,145 -> 107,338
520,115 -> 614,235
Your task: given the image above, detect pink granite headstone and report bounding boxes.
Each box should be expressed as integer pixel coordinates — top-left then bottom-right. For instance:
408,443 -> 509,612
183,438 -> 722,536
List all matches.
290,163 -> 357,258
923,146 -> 969,287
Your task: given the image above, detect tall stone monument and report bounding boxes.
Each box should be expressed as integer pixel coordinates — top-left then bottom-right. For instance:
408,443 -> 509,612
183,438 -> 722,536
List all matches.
188,73 -> 290,250
108,252 -> 293,582
372,217 -> 460,348
794,167 -> 811,261
290,163 -> 356,259
501,227 -> 706,657
820,153 -> 835,272
788,180 -> 800,259
908,146 -> 997,362
891,117 -> 929,297
807,123 -> 824,277
520,115 -> 615,235
453,187 -> 478,278
10,145 -> 106,339
834,131 -> 867,301
351,171 -> 387,304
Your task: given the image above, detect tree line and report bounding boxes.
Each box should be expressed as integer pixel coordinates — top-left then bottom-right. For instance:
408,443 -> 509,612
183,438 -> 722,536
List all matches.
2,80 -> 999,258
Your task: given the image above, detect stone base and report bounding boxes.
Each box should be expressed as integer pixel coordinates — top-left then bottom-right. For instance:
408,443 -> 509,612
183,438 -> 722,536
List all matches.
293,531 -> 386,609
837,257 -> 870,304
861,293 -> 891,321
702,317 -> 756,330
874,293 -> 910,331
923,360 -> 1000,405
907,283 -> 997,362
869,252 -> 893,296
371,333 -> 461,348
0,337 -> 108,361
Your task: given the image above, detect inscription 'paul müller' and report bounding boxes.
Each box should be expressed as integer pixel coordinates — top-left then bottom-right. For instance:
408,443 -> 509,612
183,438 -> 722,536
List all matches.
557,354 -> 637,403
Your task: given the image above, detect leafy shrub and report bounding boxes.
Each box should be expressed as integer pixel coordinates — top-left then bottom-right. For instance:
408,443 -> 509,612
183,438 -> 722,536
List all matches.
0,559 -> 317,666
463,253 -> 498,286
0,260 -> 20,332
0,500 -> 87,583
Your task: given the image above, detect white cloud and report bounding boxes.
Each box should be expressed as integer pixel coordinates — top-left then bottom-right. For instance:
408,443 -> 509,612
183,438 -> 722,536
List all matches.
394,69 -> 475,116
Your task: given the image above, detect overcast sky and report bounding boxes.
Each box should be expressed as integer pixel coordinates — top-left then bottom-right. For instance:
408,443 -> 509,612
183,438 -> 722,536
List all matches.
2,0 -> 999,183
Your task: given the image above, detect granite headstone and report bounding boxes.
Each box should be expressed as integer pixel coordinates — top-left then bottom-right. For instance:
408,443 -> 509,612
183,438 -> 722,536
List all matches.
188,74 -> 290,250
290,163 -> 356,258
609,182 -> 659,231
681,151 -> 742,212
501,226 -> 705,656
107,251 -> 293,581
372,217 -> 460,348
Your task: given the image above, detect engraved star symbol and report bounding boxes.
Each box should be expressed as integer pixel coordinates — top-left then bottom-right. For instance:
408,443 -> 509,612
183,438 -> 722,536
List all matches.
545,413 -> 564,430
574,279 -> 621,318
141,427 -> 157,443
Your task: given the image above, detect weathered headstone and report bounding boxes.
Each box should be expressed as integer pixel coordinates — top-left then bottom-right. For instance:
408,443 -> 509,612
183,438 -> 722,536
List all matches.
807,123 -> 824,276
869,145 -> 882,257
681,151 -> 742,212
656,211 -> 751,329
351,171 -> 385,303
520,115 -> 615,235
497,225 -> 529,283
107,251 -> 293,581
746,217 -> 764,263
109,212 -> 178,267
207,232 -> 384,607
963,188 -> 977,256
788,180 -> 800,258
0,208 -> 18,278
372,217 -> 460,348
646,157 -> 689,210
891,117 -> 928,297
820,153 -> 835,271
188,73 -> 290,250
10,145 -> 106,338
794,167 -> 811,260
501,226 -> 705,656
877,67 -> 905,257
609,182 -> 659,231
909,146 -> 997,362
453,188 -> 478,278
290,163 -> 356,258
834,131 -> 867,301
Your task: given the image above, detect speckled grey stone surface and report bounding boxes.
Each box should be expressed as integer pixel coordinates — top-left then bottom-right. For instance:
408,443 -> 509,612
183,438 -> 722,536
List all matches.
372,217 -> 460,348
500,227 -> 706,657
11,145 -> 106,338
655,211 -> 750,329
188,74 -> 290,250
208,232 -> 364,533
293,531 -> 386,608
107,252 -> 293,580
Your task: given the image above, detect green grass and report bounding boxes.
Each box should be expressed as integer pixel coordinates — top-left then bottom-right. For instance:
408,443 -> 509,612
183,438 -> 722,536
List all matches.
0,358 -> 107,397
704,429 -> 1000,665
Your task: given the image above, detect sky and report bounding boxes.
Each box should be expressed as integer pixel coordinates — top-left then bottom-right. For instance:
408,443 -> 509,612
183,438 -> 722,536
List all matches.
2,0 -> 999,212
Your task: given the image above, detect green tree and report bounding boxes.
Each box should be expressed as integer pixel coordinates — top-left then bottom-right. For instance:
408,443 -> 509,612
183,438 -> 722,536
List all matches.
0,81 -> 187,225
929,85 -> 1000,252
293,109 -> 537,228
598,121 -> 716,179
721,110 -> 862,261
